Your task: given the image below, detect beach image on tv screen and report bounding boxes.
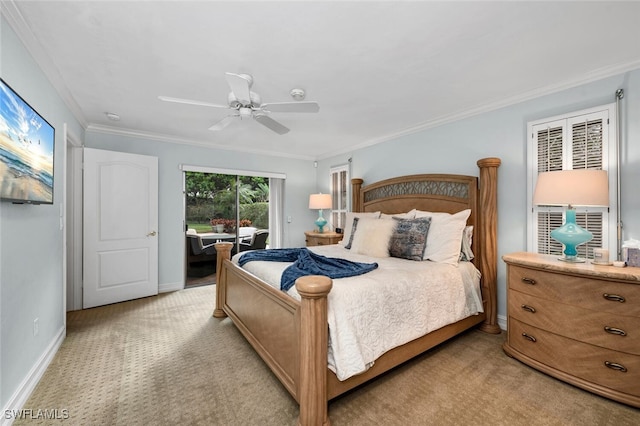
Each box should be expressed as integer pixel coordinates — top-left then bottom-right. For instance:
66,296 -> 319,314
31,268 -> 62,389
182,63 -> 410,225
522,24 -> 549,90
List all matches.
0,79 -> 54,203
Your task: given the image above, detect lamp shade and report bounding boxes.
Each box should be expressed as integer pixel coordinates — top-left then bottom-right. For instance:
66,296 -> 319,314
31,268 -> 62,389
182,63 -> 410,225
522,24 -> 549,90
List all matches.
309,193 -> 332,210
533,170 -> 609,207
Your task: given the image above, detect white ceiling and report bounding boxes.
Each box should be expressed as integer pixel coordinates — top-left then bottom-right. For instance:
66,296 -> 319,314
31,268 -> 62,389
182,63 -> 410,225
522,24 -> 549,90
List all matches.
5,1 -> 640,160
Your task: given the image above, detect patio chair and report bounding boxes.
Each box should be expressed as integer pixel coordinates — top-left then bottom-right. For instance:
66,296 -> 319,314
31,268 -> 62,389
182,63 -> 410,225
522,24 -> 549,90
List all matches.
186,233 -> 217,266
239,230 -> 269,252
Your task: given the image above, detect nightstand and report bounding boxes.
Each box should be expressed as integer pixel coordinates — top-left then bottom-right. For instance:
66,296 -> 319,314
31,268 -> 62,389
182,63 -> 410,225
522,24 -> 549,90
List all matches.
304,231 -> 342,247
502,252 -> 640,407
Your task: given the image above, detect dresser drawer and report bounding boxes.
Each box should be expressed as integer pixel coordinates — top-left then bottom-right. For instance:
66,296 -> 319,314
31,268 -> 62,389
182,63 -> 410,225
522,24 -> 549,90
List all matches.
509,318 -> 640,397
508,265 -> 640,317
509,290 -> 640,355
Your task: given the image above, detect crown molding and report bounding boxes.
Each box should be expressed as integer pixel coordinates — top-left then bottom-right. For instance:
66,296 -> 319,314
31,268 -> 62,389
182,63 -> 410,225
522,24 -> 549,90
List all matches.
86,124 -> 315,161
317,60 -> 640,161
1,0 -> 88,128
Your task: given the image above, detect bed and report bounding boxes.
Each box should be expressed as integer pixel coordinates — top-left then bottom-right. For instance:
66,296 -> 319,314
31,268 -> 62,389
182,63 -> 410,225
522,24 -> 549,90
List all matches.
213,157 -> 501,425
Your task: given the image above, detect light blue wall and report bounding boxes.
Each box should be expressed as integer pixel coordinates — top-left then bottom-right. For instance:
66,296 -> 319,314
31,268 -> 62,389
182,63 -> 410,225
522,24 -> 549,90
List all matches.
1,19 -> 84,409
84,132 -> 317,289
318,69 -> 640,324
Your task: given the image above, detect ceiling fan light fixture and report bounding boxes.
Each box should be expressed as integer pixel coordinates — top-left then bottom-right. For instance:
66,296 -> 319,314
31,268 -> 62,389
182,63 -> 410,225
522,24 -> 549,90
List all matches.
239,107 -> 253,117
290,88 -> 306,101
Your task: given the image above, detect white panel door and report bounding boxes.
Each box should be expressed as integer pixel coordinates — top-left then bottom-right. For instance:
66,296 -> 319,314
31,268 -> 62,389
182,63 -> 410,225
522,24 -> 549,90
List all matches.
83,148 -> 158,308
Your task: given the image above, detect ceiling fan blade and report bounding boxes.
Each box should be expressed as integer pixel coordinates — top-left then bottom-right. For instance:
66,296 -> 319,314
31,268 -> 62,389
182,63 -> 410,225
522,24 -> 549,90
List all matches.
209,115 -> 236,131
225,72 -> 252,105
158,96 -> 228,109
254,114 -> 290,135
260,101 -> 320,113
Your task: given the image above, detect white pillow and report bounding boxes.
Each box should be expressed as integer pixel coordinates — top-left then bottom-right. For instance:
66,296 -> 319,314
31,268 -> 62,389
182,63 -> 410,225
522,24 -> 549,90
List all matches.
380,211 -> 415,220
412,209 -> 471,264
340,211 -> 381,247
349,217 -> 396,258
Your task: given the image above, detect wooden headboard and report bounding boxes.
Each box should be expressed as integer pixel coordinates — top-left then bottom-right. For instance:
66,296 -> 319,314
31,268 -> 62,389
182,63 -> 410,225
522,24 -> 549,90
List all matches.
351,157 -> 501,334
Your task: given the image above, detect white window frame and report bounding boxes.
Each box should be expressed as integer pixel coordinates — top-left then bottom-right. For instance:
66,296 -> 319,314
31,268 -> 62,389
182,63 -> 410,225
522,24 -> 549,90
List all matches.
527,103 -> 618,258
329,164 -> 350,231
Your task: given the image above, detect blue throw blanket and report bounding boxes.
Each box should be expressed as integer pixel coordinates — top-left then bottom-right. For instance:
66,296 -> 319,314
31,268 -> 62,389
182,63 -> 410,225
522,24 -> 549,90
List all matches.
238,248 -> 378,291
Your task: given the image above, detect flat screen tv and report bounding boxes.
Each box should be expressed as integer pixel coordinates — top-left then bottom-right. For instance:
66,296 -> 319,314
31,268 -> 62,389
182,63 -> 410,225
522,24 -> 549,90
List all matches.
0,78 -> 55,204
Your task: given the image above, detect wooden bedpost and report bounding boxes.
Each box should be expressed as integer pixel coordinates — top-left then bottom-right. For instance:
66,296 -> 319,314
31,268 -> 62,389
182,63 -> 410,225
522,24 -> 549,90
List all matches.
295,275 -> 333,426
476,157 -> 501,334
351,178 -> 364,213
213,242 -> 233,318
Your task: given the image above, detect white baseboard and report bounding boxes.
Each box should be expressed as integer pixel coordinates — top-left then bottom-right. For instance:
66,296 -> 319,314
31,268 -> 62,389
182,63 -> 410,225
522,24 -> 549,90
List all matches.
159,281 -> 183,293
1,326 -> 65,426
498,314 -> 507,331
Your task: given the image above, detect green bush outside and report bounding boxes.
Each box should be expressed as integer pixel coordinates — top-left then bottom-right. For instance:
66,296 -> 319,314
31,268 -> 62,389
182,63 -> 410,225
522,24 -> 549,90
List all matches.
186,202 -> 268,231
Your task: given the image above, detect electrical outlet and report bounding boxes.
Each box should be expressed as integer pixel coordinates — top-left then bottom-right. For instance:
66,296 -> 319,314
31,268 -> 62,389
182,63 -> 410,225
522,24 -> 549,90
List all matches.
287,216 -> 292,223
33,318 -> 39,336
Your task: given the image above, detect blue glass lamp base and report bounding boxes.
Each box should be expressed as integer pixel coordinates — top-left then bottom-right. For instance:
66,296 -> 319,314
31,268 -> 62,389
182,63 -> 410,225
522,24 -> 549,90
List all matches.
315,210 -> 328,233
551,209 -> 593,263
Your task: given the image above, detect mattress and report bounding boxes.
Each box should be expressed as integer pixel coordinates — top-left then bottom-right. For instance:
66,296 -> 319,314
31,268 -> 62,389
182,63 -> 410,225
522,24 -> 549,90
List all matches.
233,245 -> 483,380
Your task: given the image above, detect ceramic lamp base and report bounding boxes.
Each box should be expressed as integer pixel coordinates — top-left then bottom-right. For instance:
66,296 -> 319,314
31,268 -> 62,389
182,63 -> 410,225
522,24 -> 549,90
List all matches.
315,209 -> 328,233
551,208 -> 592,263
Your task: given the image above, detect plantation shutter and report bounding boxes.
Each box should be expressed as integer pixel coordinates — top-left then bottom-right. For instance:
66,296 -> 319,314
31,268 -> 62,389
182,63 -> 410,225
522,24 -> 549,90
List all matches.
330,164 -> 349,230
529,107 -> 611,259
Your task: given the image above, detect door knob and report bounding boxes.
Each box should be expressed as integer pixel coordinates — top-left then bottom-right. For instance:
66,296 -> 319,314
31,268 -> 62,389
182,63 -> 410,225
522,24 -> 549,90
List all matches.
147,231 -> 157,237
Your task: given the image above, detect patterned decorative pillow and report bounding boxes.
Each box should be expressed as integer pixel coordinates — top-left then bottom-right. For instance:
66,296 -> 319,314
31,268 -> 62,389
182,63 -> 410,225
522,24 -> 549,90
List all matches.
344,217 -> 360,249
389,217 -> 432,261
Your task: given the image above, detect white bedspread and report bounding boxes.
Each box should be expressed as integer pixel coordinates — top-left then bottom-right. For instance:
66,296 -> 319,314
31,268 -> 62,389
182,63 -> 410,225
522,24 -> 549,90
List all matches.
233,245 -> 482,381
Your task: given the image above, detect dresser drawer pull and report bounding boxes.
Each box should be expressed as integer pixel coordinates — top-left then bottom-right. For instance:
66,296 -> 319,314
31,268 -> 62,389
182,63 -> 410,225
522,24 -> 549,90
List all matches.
520,304 -> 536,313
604,326 -> 627,336
521,277 -> 536,285
602,293 -> 626,303
604,361 -> 628,373
521,333 -> 537,342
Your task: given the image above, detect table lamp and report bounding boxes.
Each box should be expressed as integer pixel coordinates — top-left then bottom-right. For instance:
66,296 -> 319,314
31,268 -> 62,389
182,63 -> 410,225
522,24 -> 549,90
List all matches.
309,193 -> 332,233
533,169 -> 609,262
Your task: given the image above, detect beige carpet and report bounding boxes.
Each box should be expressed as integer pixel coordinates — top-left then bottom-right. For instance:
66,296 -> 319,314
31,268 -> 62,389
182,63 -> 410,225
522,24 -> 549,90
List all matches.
16,285 -> 640,425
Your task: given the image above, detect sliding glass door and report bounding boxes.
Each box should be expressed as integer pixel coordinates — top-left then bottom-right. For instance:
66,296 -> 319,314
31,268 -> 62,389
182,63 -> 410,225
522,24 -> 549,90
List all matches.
184,171 -> 271,285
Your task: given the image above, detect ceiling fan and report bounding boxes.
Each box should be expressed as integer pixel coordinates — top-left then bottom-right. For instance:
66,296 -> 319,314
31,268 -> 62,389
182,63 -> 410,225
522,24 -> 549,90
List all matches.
159,72 -> 319,135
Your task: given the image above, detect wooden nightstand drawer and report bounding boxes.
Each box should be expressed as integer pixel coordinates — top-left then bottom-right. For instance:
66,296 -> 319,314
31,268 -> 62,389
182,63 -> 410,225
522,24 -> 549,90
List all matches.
509,290 -> 640,355
304,231 -> 342,247
509,318 -> 640,398
508,265 -> 640,317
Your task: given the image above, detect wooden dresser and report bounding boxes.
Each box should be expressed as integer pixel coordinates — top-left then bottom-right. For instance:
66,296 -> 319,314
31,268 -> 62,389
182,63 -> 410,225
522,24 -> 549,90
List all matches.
304,231 -> 342,247
502,252 -> 640,407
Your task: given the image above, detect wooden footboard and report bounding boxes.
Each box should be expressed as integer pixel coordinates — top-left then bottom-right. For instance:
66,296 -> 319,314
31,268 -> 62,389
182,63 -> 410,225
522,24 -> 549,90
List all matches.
213,242 -> 332,425
213,157 -> 500,426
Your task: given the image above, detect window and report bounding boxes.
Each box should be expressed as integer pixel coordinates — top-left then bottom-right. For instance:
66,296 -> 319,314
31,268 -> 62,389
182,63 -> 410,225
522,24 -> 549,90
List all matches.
527,104 -> 617,259
330,164 -> 349,231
